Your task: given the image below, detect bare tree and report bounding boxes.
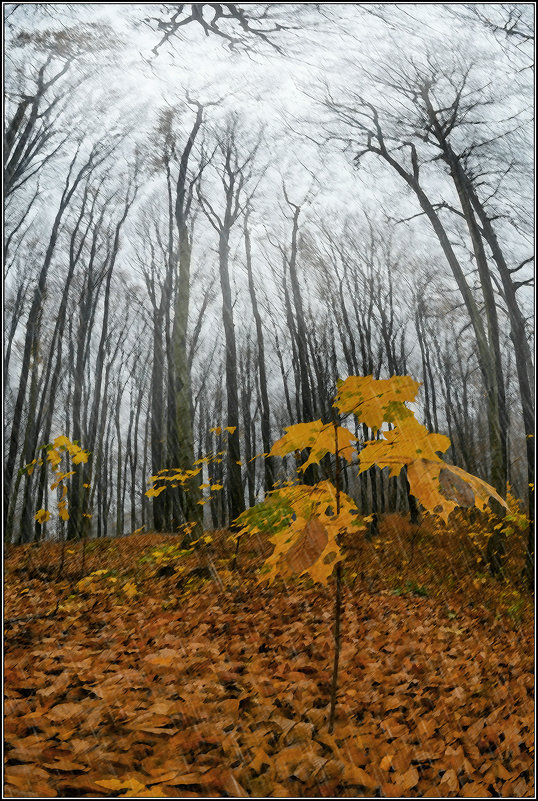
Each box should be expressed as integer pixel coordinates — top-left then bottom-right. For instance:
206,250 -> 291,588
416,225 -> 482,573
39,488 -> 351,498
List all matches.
322,78 -> 508,505
243,208 -> 274,492
198,116 -> 262,524
5,53 -> 71,196
144,3 -> 297,55
4,140 -> 110,540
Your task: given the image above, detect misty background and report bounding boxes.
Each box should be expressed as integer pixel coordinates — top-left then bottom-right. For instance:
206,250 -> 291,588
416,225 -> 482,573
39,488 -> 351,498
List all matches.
4,3 -> 534,545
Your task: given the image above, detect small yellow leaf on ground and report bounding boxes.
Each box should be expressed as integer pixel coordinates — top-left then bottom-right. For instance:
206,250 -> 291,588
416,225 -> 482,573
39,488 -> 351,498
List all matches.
123,582 -> 138,599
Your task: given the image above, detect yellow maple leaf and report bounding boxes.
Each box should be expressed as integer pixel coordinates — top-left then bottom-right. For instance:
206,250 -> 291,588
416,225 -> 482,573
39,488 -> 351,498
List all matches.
72,450 -> 89,464
34,508 -> 51,524
145,486 -> 166,497
53,435 -> 72,450
50,471 -> 76,490
25,459 -> 37,476
260,516 -> 342,586
359,417 -> 450,477
255,480 -> 361,586
301,422 -> 358,470
334,374 -> 420,430
270,420 -> 324,456
406,458 -> 508,524
95,778 -> 147,793
123,582 -> 138,599
270,420 -> 357,470
47,449 -> 62,468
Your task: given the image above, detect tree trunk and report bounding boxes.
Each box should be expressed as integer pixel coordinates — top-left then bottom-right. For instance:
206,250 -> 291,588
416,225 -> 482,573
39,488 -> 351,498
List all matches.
244,215 -> 274,493
218,228 -> 244,524
169,225 -> 202,534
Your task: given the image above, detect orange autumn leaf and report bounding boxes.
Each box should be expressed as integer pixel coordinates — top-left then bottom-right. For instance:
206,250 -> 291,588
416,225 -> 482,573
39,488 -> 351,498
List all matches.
407,459 -> 508,523
260,516 -> 342,586
284,518 -> 329,575
400,766 -> 420,789
95,777 -> 147,792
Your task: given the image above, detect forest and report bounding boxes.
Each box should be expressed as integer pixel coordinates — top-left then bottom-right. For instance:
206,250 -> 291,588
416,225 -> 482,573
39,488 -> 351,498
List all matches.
4,3 -> 535,799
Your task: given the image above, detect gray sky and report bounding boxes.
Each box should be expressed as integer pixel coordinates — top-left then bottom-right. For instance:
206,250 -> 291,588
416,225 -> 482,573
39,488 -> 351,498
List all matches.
5,3 -> 534,361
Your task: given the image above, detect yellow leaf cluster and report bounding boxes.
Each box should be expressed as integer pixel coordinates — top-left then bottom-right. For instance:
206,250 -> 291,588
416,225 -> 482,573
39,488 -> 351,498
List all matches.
30,434 -> 90,526
267,373 -> 509,537
50,471 -> 75,491
331,375 -> 506,523
53,435 -> 72,450
51,436 -> 90,463
209,425 -> 236,435
145,467 -> 201,497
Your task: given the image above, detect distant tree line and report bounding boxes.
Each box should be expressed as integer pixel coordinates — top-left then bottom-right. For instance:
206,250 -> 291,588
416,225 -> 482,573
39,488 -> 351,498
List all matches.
4,4 -> 533,582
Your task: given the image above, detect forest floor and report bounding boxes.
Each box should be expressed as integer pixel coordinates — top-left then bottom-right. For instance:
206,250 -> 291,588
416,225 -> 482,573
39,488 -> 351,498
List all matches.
4,517 -> 534,798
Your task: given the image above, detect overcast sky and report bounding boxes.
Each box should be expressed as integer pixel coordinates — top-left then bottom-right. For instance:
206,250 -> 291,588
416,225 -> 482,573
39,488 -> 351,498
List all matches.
5,3 -> 534,328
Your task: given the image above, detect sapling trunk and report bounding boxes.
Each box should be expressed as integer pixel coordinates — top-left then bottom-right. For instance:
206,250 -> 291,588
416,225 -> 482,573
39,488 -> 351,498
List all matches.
329,418 -> 343,733
231,530 -> 242,571
403,466 -> 419,524
57,521 -> 66,581
486,498 -> 507,578
5,469 -> 23,545
80,535 -> 87,579
329,561 -> 342,733
523,513 -> 534,593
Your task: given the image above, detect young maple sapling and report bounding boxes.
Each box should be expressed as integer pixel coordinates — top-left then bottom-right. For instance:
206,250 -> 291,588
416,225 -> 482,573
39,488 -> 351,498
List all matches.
235,374 -> 508,730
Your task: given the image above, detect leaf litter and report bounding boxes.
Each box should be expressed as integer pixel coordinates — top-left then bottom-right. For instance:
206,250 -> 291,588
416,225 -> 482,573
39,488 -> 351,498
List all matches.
4,529 -> 534,798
